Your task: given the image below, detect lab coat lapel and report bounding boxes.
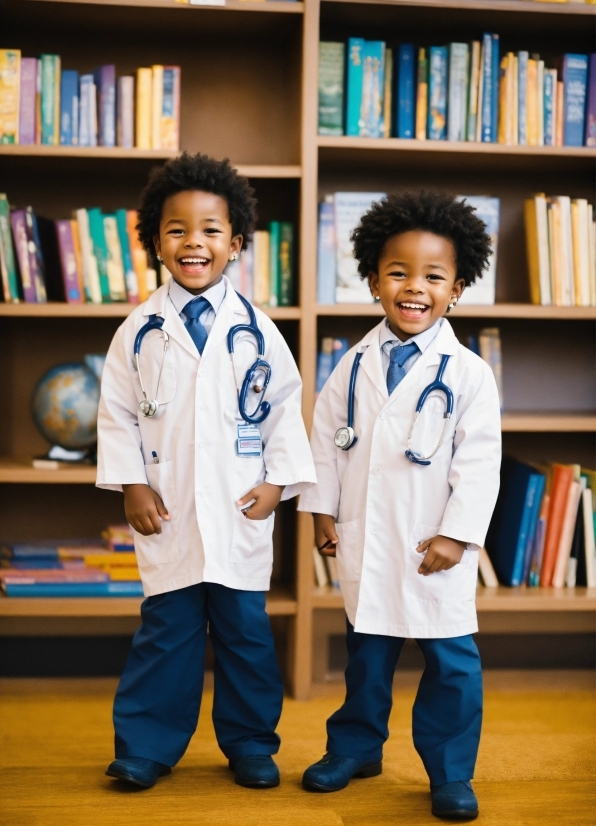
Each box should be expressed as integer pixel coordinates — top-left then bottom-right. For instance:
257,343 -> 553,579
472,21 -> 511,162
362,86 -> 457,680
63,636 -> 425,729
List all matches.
141,284 -> 200,363
200,279 -> 246,360
358,322 -> 389,401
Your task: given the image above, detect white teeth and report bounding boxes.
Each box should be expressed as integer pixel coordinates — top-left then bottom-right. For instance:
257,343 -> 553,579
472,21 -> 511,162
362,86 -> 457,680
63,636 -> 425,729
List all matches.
401,303 -> 427,310
181,258 -> 208,264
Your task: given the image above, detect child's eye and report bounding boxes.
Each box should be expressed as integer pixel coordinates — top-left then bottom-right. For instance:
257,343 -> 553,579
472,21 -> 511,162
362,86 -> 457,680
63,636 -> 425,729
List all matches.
387,270 -> 406,278
427,273 -> 445,281
168,228 -> 184,235
204,228 -> 222,235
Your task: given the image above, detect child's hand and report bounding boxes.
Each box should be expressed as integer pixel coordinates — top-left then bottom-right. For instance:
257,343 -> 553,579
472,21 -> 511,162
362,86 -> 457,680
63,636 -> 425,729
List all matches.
416,535 -> 467,575
314,513 -> 339,557
123,483 -> 170,536
237,482 -> 284,520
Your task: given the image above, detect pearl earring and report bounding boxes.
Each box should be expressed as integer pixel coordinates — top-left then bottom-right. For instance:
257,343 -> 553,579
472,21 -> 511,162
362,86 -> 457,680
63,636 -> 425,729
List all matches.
373,295 -> 381,302
229,253 -> 238,261
448,299 -> 458,309
157,255 -> 163,263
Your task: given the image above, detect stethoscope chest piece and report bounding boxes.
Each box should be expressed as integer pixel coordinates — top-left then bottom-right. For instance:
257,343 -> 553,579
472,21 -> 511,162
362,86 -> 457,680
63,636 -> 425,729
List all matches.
138,398 -> 159,418
334,426 -> 356,451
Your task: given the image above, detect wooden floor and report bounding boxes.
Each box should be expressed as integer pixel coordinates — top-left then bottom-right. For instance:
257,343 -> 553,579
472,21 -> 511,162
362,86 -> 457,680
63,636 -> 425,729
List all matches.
1,672 -> 594,826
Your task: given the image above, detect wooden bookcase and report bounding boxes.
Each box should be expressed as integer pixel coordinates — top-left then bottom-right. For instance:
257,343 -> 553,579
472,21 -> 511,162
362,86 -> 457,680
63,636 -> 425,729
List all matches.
0,0 -> 595,698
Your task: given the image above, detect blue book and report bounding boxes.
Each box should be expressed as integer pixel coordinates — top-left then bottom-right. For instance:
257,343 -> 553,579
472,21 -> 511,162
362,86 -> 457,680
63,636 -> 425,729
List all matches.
543,69 -> 555,147
2,581 -> 144,597
521,474 -> 546,584
427,46 -> 448,140
332,338 -> 349,368
78,74 -> 95,147
317,199 -> 336,304
94,64 -> 116,147
316,338 -> 335,394
561,53 -> 588,147
490,34 -> 500,142
396,44 -> 415,139
59,70 -> 79,146
346,38 -> 365,136
480,33 -> 495,143
359,40 -> 385,137
486,458 -> 546,587
517,51 -> 528,145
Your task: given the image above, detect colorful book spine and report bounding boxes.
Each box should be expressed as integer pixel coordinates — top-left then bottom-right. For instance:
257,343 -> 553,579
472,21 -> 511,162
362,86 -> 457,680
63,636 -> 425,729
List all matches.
151,64 -> 163,149
0,49 -> 20,143
26,207 -> 47,302
40,54 -> 60,145
396,44 -> 415,139
466,41 -> 481,141
136,68 -> 152,149
318,42 -> 345,136
126,210 -> 149,302
10,210 -> 36,302
316,337 -> 334,394
383,48 -> 392,138
359,40 -> 385,137
537,60 -> 545,146
18,56 -> 36,145
2,581 -> 144,597
346,38 -> 365,137
490,34 -> 499,141
75,208 -> 101,303
117,76 -> 134,148
59,70 -> 79,146
252,230 -> 270,305
561,53 -> 588,147
95,64 -> 116,148
317,198 -> 336,304
268,221 -> 280,308
115,209 -> 139,303
517,51 -> 528,145
0,194 -> 19,301
427,46 -> 448,140
543,68 -> 556,146
585,53 -> 596,147
415,48 -> 428,140
161,66 -> 181,150
86,207 -> 111,302
56,220 -> 82,303
447,43 -> 469,142
279,222 -> 294,306
78,74 -> 94,147
103,215 -> 127,301
480,34 -> 495,142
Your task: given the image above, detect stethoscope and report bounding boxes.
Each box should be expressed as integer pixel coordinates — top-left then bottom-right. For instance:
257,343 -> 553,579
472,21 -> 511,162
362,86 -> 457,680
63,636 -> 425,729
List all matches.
334,351 -> 454,466
134,291 -> 271,424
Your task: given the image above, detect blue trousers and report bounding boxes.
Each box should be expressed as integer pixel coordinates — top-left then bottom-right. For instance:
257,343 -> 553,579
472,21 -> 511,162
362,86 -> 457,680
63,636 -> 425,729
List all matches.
326,621 -> 483,786
113,582 -> 283,766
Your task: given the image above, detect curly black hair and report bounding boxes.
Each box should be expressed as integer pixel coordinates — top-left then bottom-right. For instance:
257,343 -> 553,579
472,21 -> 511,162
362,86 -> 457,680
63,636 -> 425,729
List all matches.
351,191 -> 492,287
137,152 -> 258,254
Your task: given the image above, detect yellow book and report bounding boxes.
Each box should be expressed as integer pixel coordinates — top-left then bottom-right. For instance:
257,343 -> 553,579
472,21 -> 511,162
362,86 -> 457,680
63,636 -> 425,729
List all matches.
467,41 -> 481,142
58,551 -> 137,566
524,198 -> 542,304
109,568 -> 141,581
555,81 -> 564,145
383,48 -> 393,139
511,54 -> 518,144
253,230 -> 270,305
135,68 -> 152,149
589,205 -> 596,306
415,48 -> 427,141
498,55 -> 508,144
548,200 -> 563,306
70,219 -> 86,302
53,55 -> 61,146
151,65 -> 164,150
571,199 -> 590,306
0,49 -> 21,144
526,59 -> 538,145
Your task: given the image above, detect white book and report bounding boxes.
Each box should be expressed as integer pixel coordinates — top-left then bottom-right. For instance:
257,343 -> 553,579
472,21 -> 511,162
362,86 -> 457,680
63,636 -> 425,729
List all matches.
556,196 -> 575,306
103,216 -> 127,301
457,196 -> 500,305
117,76 -> 134,148
335,191 -> 386,303
75,208 -> 102,304
325,555 -> 340,588
572,199 -> 591,307
582,487 -> 596,587
535,194 -> 552,305
590,206 -> 596,306
447,43 -> 469,142
478,546 -> 499,587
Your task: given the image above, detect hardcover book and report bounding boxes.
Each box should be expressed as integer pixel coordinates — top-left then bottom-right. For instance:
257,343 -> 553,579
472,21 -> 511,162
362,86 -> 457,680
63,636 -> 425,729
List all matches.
318,42 -> 345,135
335,191 -> 386,303
396,44 -> 415,139
0,49 -> 20,143
427,46 -> 448,140
18,56 -> 36,145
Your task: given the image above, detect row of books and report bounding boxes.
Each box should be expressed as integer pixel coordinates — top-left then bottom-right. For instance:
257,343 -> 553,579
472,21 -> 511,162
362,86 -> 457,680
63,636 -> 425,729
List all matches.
317,192 -> 499,305
0,49 -> 180,149
0,526 -> 143,597
0,195 -> 158,304
224,223 -> 296,307
525,194 -> 596,307
319,39 -> 595,147
486,460 -> 596,588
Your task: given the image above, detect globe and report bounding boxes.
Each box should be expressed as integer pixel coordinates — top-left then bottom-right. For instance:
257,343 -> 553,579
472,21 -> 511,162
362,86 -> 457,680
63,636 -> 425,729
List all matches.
31,363 -> 101,450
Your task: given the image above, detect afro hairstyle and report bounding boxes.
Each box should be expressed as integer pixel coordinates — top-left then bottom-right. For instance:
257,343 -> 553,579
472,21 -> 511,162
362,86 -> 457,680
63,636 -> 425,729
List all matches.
137,152 -> 258,255
350,190 -> 492,287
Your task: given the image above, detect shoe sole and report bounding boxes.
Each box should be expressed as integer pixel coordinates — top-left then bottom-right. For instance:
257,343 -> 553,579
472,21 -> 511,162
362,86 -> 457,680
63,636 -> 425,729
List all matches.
431,807 -> 479,820
302,761 -> 383,792
105,766 -> 171,789
234,777 -> 280,789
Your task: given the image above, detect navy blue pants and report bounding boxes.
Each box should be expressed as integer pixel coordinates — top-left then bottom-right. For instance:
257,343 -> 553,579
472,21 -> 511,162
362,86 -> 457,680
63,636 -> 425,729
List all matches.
113,582 -> 283,766
326,621 -> 483,786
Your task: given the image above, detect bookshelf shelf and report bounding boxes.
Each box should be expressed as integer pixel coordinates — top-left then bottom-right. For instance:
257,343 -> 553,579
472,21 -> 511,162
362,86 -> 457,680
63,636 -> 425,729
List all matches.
0,459 -> 97,484
0,146 -> 178,160
317,136 -> 596,158
30,0 -> 304,13
500,412 -> 596,432
322,0 -> 596,15
0,302 -> 301,320
316,304 -> 596,319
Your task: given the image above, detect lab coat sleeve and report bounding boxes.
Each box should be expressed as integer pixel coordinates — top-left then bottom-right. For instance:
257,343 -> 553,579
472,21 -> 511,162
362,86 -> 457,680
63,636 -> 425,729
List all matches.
297,357 -> 348,518
439,358 -> 502,550
96,323 -> 148,492
258,317 -> 317,501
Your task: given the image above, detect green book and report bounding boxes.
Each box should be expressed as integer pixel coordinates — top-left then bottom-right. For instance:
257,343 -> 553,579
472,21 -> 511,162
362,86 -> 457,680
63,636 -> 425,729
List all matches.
268,221 -> 280,308
86,207 -> 111,302
0,194 -> 19,301
40,54 -> 60,145
279,222 -> 294,307
115,209 -> 139,302
318,42 -> 345,135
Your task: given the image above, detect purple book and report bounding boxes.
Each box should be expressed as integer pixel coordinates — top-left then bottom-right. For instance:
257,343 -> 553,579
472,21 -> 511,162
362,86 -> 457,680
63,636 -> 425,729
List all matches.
56,220 -> 82,303
94,64 -> 116,147
19,57 -> 37,145
585,53 -> 596,147
10,210 -> 36,302
25,207 -> 47,303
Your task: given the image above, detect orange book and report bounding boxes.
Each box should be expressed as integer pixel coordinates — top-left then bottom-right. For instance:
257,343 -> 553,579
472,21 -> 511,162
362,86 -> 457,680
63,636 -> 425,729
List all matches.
551,479 -> 582,587
555,81 -> 564,146
526,59 -> 538,146
540,464 -> 574,586
126,210 -> 149,302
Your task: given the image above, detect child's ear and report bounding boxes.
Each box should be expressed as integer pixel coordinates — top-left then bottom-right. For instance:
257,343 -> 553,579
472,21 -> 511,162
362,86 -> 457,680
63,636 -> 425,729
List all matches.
451,278 -> 465,302
153,235 -> 161,258
368,272 -> 380,299
230,234 -> 243,260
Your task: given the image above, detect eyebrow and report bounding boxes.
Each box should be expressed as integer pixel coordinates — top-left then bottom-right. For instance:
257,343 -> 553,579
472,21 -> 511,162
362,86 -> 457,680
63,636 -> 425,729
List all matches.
385,260 -> 450,272
163,216 -> 224,227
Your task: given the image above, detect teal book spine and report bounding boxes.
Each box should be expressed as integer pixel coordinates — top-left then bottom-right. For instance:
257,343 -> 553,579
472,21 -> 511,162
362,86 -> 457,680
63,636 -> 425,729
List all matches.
359,40 -> 385,137
268,221 -> 280,307
115,209 -> 139,303
86,208 -> 111,302
40,54 -> 59,145
427,46 -> 448,140
318,42 -> 345,135
346,38 -> 365,136
279,222 -> 294,306
3,581 -> 144,597
0,194 -> 19,301
447,43 -> 469,142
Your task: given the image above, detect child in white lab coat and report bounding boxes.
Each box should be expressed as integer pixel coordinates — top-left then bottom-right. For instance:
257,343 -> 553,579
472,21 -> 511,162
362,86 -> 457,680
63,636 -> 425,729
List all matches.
299,191 -> 502,820
97,153 -> 315,790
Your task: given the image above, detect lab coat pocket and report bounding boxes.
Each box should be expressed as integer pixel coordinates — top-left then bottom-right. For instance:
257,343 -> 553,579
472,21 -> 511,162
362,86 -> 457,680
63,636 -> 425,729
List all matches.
405,522 -> 476,604
133,461 -> 180,568
335,518 -> 364,583
230,509 -> 275,576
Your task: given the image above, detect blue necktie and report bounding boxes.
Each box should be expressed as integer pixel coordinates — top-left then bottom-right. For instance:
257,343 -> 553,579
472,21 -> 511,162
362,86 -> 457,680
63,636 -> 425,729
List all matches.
184,296 -> 210,355
386,341 -> 419,395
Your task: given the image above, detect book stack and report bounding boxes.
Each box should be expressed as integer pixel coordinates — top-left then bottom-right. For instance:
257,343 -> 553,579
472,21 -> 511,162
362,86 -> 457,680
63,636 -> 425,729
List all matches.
0,49 -> 180,149
466,328 -> 504,410
318,40 -> 595,147
316,337 -> 349,395
317,193 -> 499,305
485,459 -> 596,589
0,195 -> 158,304
224,222 -> 296,307
525,194 -> 596,307
0,526 -> 143,597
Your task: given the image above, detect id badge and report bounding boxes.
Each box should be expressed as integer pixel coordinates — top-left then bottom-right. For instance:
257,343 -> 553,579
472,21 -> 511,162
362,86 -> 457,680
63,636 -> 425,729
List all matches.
237,423 -> 262,457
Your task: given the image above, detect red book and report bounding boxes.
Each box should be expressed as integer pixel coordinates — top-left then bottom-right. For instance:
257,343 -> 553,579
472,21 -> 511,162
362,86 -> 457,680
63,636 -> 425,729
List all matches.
540,464 -> 574,587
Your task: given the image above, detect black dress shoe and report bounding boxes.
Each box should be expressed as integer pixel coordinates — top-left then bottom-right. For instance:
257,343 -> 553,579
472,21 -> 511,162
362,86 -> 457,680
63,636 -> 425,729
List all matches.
106,757 -> 171,789
431,780 -> 479,820
228,755 -> 280,788
302,753 -> 382,792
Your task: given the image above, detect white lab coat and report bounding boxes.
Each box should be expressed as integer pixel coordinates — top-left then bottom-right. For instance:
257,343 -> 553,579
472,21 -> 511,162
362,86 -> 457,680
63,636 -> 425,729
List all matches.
298,319 -> 501,638
97,277 -> 316,597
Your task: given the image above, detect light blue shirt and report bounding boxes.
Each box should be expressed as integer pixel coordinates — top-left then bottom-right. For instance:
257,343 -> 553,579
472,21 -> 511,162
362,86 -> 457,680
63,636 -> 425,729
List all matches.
168,276 -> 227,333
379,318 -> 443,381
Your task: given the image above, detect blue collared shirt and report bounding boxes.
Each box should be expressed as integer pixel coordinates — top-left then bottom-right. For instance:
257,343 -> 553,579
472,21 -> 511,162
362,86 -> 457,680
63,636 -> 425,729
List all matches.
168,276 -> 227,334
379,318 -> 443,381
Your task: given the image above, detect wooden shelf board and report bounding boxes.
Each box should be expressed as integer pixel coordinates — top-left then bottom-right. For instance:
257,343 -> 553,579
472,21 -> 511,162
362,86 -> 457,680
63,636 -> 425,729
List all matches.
0,145 -> 177,159
0,584 -> 297,618
29,0 -> 304,13
313,585 -> 596,612
0,459 -> 97,484
0,302 -> 301,320
235,165 -> 302,178
318,136 -> 596,158
501,412 -> 596,431
323,0 -> 595,14
316,303 -> 596,319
